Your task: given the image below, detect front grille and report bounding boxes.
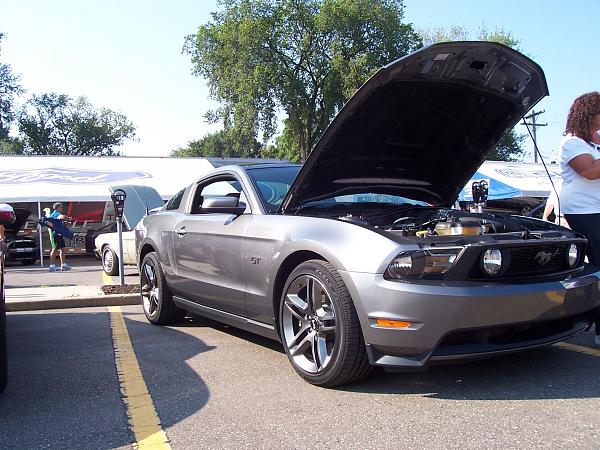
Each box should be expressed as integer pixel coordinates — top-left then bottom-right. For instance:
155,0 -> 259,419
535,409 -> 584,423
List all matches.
467,242 -> 583,280
10,240 -> 35,250
505,245 -> 568,276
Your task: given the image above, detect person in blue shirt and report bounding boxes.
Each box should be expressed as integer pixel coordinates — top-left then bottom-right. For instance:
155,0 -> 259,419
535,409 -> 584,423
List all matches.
48,202 -> 74,272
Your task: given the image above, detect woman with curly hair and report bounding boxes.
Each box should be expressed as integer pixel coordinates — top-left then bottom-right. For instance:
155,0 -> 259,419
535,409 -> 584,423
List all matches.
560,91 -> 600,346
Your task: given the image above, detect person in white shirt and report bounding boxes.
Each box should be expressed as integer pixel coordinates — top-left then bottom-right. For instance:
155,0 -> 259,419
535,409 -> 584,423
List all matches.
559,91 -> 600,346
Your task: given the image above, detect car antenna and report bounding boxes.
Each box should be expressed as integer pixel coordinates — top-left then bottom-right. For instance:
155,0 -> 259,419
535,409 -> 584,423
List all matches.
521,117 -> 561,221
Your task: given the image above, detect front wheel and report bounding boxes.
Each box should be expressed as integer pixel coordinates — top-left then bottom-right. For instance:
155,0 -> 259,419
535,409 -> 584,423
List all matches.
101,246 -> 119,276
279,260 -> 371,387
140,252 -> 184,325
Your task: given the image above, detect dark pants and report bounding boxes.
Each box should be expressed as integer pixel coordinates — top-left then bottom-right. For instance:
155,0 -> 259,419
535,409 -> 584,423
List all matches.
565,213 -> 600,335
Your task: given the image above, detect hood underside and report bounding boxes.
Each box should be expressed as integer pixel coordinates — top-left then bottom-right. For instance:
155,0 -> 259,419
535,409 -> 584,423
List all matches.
110,185 -> 164,230
281,41 -> 548,212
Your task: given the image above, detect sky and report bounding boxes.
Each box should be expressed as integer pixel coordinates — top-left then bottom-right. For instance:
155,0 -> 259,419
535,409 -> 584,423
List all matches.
1,0 -> 599,161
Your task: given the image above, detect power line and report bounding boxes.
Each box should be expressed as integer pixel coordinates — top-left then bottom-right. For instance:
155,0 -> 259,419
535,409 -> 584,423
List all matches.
522,109 -> 547,163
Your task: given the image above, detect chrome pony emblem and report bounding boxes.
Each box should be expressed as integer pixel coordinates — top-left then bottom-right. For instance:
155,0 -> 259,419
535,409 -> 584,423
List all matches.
534,250 -> 553,265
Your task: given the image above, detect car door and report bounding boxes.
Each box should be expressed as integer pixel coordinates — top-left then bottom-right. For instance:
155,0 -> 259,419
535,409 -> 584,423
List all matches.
171,175 -> 250,316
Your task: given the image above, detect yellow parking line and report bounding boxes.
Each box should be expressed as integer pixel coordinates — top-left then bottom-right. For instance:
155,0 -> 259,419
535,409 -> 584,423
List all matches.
108,306 -> 171,450
102,270 -> 112,286
554,341 -> 600,358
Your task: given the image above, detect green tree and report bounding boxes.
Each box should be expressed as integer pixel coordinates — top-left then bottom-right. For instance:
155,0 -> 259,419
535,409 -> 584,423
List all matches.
0,32 -> 25,145
186,0 -> 421,161
488,131 -> 526,162
171,129 -> 262,157
419,25 -> 526,161
16,93 -> 136,156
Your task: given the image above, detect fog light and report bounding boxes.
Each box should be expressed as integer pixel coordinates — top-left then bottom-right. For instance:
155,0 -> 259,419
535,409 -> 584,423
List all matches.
482,249 -> 503,275
567,244 -> 579,267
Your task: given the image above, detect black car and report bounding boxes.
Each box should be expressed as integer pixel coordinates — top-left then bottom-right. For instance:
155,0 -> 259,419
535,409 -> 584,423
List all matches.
4,208 -> 39,266
85,222 -> 118,258
1,203 -> 17,393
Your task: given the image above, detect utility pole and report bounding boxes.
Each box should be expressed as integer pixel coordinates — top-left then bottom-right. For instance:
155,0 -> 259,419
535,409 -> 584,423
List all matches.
522,110 -> 547,163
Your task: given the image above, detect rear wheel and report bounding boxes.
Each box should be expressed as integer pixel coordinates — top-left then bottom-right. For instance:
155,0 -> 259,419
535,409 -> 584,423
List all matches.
140,252 -> 184,325
101,246 -> 119,276
279,260 -> 371,387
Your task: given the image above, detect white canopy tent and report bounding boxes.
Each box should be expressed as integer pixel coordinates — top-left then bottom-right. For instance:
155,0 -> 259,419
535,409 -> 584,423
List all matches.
0,155 -> 218,202
0,155 -> 280,266
460,161 -> 562,201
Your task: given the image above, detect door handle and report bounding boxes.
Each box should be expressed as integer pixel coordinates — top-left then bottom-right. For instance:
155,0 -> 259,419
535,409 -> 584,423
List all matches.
176,226 -> 187,236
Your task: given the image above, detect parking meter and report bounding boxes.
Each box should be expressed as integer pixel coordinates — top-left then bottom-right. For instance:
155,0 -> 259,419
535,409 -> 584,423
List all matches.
111,189 -> 126,219
479,180 -> 489,204
470,180 -> 488,213
111,189 -> 126,286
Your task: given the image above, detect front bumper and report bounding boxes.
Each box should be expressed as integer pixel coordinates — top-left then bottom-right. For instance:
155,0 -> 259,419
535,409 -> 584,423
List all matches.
339,270 -> 600,369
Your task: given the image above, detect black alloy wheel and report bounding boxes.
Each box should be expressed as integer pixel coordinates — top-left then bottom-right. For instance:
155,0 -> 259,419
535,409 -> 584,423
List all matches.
140,252 -> 185,325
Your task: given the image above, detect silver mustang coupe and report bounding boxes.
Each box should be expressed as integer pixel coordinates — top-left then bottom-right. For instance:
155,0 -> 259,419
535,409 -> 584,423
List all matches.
136,42 -> 600,387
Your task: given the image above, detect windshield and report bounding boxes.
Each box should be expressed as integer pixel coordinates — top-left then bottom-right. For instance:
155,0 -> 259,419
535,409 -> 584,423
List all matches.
303,193 -> 428,208
246,165 -> 301,212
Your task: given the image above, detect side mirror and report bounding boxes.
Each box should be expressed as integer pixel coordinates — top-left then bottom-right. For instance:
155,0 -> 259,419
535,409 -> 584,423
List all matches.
201,196 -> 247,215
148,207 -> 162,215
0,203 -> 16,226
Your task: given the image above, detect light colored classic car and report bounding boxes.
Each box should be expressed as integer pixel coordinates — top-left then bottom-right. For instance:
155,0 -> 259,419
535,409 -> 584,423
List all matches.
96,230 -> 137,276
96,185 -> 164,276
135,42 -> 600,387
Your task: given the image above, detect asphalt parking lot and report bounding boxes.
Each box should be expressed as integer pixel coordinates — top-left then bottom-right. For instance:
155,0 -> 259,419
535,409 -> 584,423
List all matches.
1,259 -> 600,448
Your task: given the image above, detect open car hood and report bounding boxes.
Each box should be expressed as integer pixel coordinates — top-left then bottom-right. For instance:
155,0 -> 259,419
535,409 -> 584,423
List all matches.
4,207 -> 30,235
110,185 -> 164,230
280,41 -> 548,212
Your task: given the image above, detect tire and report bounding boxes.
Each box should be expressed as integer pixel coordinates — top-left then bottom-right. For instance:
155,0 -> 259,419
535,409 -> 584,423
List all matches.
279,259 -> 371,387
0,280 -> 7,394
21,258 -> 37,266
140,252 -> 185,325
102,246 -> 119,276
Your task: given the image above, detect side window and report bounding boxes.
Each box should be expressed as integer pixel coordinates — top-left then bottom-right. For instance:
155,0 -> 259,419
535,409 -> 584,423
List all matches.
190,176 -> 249,214
165,189 -> 185,211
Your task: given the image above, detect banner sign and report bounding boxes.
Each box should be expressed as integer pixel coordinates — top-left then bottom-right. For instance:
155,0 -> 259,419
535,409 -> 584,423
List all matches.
0,168 -> 151,185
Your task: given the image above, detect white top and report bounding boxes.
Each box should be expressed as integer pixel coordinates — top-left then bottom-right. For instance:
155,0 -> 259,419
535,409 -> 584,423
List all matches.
559,134 -> 600,214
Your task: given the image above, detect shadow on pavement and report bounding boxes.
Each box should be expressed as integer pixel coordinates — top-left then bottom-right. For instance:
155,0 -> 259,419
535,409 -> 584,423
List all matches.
122,314 -> 215,430
341,332 -> 600,400
149,312 -> 600,401
0,309 -> 213,449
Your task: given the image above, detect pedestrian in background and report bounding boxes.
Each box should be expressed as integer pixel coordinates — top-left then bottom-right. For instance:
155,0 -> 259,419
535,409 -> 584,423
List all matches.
542,184 -> 569,228
47,202 -> 74,272
559,91 -> 600,346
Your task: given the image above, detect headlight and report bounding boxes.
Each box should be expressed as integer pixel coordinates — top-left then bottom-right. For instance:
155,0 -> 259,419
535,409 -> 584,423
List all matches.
386,248 -> 460,279
481,249 -> 503,276
567,243 -> 579,267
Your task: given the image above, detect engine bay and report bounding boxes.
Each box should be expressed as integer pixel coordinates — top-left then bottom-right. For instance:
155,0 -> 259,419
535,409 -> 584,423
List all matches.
320,205 -> 570,240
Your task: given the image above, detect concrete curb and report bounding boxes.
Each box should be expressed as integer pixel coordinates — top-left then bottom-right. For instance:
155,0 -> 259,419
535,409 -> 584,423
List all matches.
6,293 -> 141,312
